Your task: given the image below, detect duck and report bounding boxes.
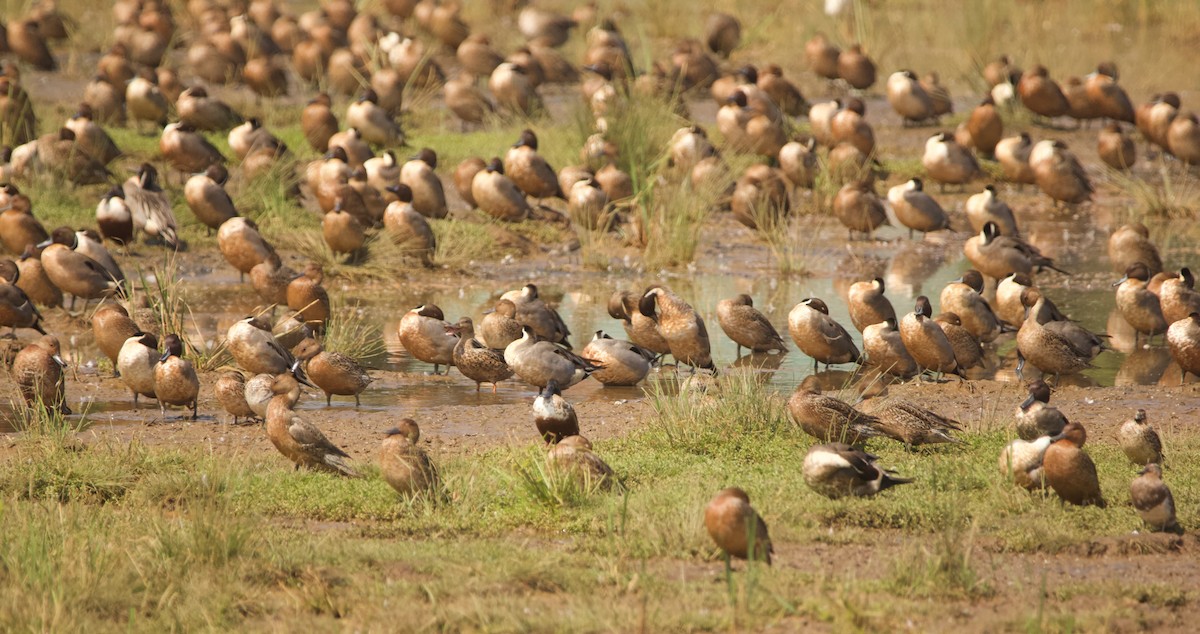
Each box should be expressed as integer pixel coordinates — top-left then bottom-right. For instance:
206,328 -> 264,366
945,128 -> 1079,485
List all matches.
125,69 -> 168,131
1017,290 -> 1093,381
1017,65 -> 1069,121
965,222 -> 1067,279
215,370 -> 256,424
184,165 -> 238,233
983,54 -> 1020,88
301,93 -> 339,152
92,186 -> 130,246
472,158 -> 532,221
453,157 -> 487,208
1063,76 -> 1102,124
580,331 -> 653,386
965,185 -> 1018,237
346,89 -> 404,147
788,298 -> 860,370
91,301 -> 139,371
176,86 -> 242,132
501,283 -> 572,348
960,96 -> 1003,156
327,128 -> 374,169
847,277 -> 896,334
65,103 -> 121,165
12,335 -> 68,412
922,132 -> 982,189
160,122 -> 226,175
117,332 -> 158,409
1167,112 -> 1200,164
478,299 -> 524,351
228,118 -> 285,162
1167,312 -> 1200,381
9,19 -> 56,70
567,177 -> 611,231
862,318 -> 918,379
505,129 -> 564,204
940,270 -> 1006,342
703,12 -> 740,58
448,317 -> 513,392
226,316 -> 293,375
994,133 -> 1036,186
996,273 -> 1047,327
805,33 -> 840,81
532,378 -> 579,442
518,6 -> 577,46
1107,223 -> 1161,275
286,263 -> 331,332
1085,64 -> 1134,123
787,376 -> 882,444
249,252 -> 297,307
266,374 -> 359,477
38,237 -> 121,310
397,304 -> 458,374
803,443 -> 912,498
14,246 -> 61,309
887,178 -> 949,238
863,399 -> 962,446
273,313 -> 313,351
244,371 -> 281,420
778,137 -> 819,189
1029,140 -> 1092,206
837,44 -> 875,90
1015,379 -> 1067,440
1144,93 -> 1181,150
608,290 -> 671,359
0,261 -> 45,335
998,435 -> 1054,491
833,182 -> 888,238
1114,262 -> 1167,343
382,185 -> 436,266
60,227 -> 123,286
379,420 -> 439,497
1130,464 -> 1178,532
716,294 -> 786,356
730,164 -> 789,229
1043,420 -> 1105,507
0,186 -> 48,254
122,163 -> 178,248
704,487 -> 772,566
504,326 -> 599,388
1119,409 -> 1164,467
922,72 -> 953,117
322,200 -> 366,258
218,217 -> 276,280
400,148 -> 448,219
1098,123 -> 1136,170
934,313 -> 986,372
546,435 -> 615,489
1156,268 -> 1200,325
886,70 -> 933,125
364,151 -> 400,193
293,337 -> 373,407
758,64 -> 806,117
640,286 -> 714,372
808,99 -> 841,147
489,62 -> 543,117
899,296 -> 959,378
830,98 -> 874,156
154,334 -> 199,419
444,73 -> 495,128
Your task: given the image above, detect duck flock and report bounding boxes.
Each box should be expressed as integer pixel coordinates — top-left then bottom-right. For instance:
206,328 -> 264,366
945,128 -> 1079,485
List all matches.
0,1 -> 1197,568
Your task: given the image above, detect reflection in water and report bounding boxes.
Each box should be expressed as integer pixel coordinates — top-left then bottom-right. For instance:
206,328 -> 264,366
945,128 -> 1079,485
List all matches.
1116,347 -> 1172,387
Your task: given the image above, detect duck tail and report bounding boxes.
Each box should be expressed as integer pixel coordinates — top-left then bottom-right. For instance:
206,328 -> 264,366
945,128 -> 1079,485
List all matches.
880,472 -> 914,491
325,454 -> 360,478
161,227 -> 180,250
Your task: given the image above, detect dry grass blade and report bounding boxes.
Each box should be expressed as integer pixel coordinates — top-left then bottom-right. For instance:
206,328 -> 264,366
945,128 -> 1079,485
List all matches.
322,296 -> 385,364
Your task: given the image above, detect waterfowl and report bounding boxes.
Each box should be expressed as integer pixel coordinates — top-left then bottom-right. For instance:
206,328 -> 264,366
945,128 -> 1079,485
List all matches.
778,137 -> 819,189
183,165 -> 237,233
327,128 -> 373,169
117,332 -> 158,409
448,317 -> 513,392
0,261 -> 45,335
1108,224 -> 1161,275
9,19 -> 56,70
1114,262 -> 1167,342
758,64 -> 806,117
803,443 -> 912,498
93,185 -> 133,247
518,6 -> 576,46
0,188 -> 47,254
286,263 -> 331,331
1017,290 -> 1093,380
961,96 -> 1003,156
154,334 -> 198,419
227,316 -> 293,375
1017,65 -> 1069,121
940,271 -> 1004,342
489,62 -> 543,117
1029,140 -> 1092,205
65,103 -> 121,166
379,420 -> 439,497
347,88 -> 404,148
1085,65 -> 1134,123
322,200 -> 366,259
730,164 -> 789,229
994,133 -> 1036,186
830,98 -> 875,156
837,44 -> 876,90
293,337 -> 373,406
547,435 -> 615,489
923,132 -> 982,188
218,217 -> 275,279
788,375 -> 882,444
215,371 -> 256,424
398,304 -> 458,374
965,222 -> 1067,279
996,273 -> 1039,326
843,278 -> 895,335
833,181 -> 888,238
176,87 -> 242,132
1167,312 -> 1200,381
998,435 -> 1053,491
249,251 -> 296,307
1166,112 -> 1200,164
899,296 -> 959,377
1098,123 -> 1136,170
808,99 -> 841,147
566,177 -> 611,231
266,374 -> 359,477
302,93 -> 339,152
608,290 -> 671,358
705,487 -> 772,566
965,186 -> 1018,237
122,163 -> 178,248
788,298 -> 859,369
39,238 -> 121,309
12,335 -> 67,412
532,378 -> 579,442
887,178 -> 949,238
1116,408 -> 1164,467
581,331 -> 653,386
716,294 -> 786,356
934,313 -> 986,371
453,157 -> 486,208
444,73 -> 495,128
1131,464 -> 1178,532
640,286 -> 714,371
377,151 -> 441,223
13,247 -> 59,309
1158,268 -> 1200,325
1063,76 -> 1102,124
472,158 -> 532,221
862,318 -> 918,379
1144,93 -> 1180,151
380,185 -> 436,266
864,399 -> 962,446
228,119 -> 285,162
364,151 -> 401,194
887,69 -> 935,125
703,12 -> 740,58
501,283 -> 572,348
921,72 -> 953,117
1043,420 -> 1105,507
1014,379 -> 1067,440
504,326 -> 598,388
91,301 -> 139,370
273,313 -> 313,352
805,33 -> 840,81
504,129 -> 563,204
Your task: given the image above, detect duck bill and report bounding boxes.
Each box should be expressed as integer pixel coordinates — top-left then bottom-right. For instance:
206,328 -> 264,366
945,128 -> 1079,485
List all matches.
1111,275 -> 1128,288
36,238 -> 52,249
1019,392 -> 1036,410
159,352 -> 171,363
52,354 -> 66,367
